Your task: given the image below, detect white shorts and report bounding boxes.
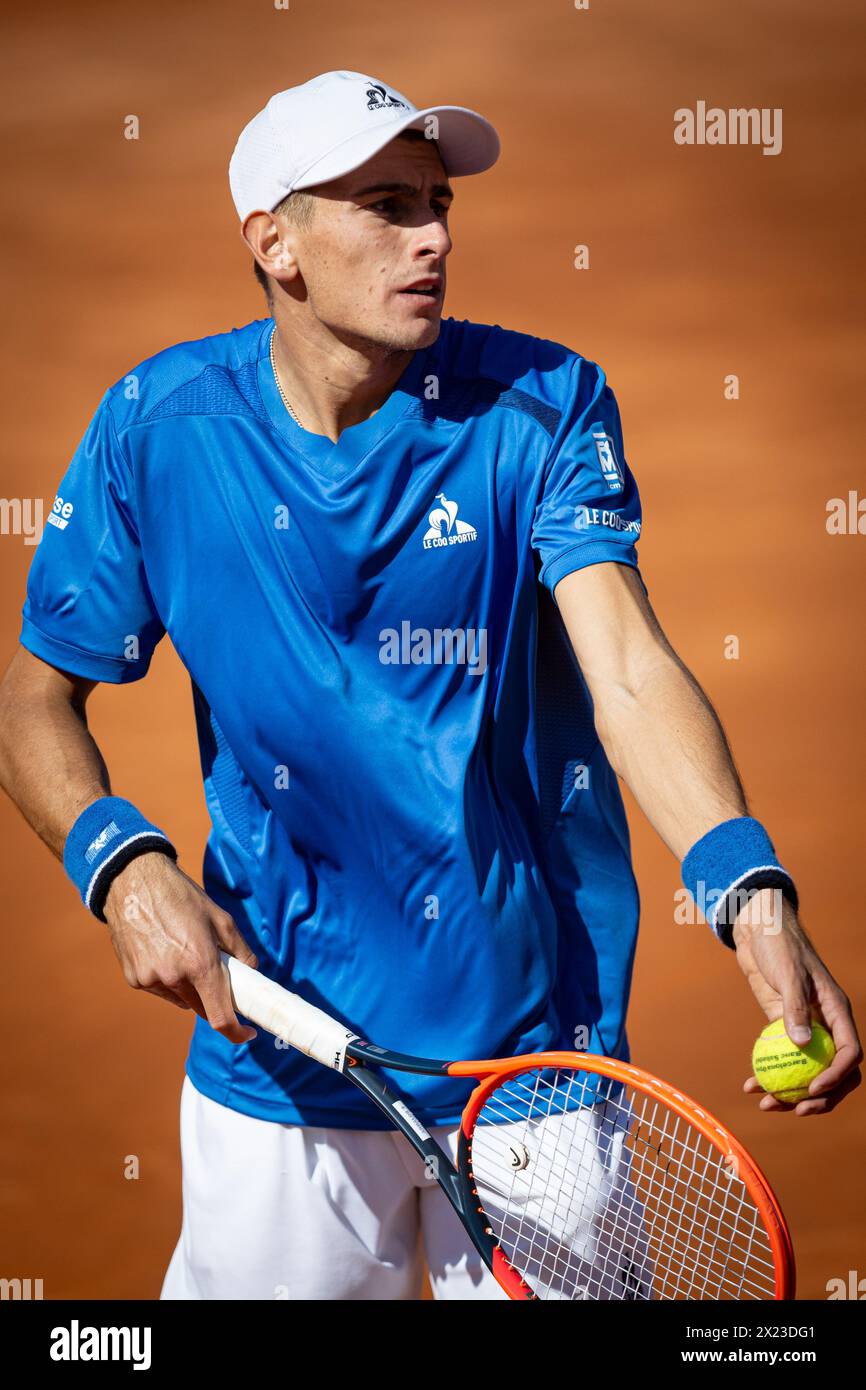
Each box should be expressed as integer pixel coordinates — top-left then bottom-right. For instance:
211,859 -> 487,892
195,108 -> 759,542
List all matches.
161,1075 -> 652,1301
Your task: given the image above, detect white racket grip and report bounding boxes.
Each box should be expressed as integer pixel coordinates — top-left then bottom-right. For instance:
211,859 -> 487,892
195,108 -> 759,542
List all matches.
220,953 -> 357,1071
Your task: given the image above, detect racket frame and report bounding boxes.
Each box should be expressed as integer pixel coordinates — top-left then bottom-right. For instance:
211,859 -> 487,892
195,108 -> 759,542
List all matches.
453,1053 -> 796,1301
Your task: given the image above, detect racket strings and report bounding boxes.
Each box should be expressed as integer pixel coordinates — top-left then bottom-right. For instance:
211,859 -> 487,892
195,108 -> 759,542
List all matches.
466,1068 -> 778,1301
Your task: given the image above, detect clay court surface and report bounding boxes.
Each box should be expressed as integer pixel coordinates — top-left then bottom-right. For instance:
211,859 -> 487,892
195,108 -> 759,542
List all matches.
0,1 -> 863,1298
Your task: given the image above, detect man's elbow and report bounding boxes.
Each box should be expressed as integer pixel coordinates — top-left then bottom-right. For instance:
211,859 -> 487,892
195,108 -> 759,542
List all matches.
590,682 -> 642,778
588,648 -> 679,775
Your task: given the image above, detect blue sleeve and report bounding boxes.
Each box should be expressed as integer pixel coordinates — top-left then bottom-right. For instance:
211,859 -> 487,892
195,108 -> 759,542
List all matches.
21,392 -> 165,682
531,357 -> 643,594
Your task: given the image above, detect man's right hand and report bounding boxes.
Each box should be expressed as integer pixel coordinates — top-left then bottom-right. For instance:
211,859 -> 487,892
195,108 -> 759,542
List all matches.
103,852 -> 259,1044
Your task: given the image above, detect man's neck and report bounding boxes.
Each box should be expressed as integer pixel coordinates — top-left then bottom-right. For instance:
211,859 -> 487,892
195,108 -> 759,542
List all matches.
269,310 -> 416,443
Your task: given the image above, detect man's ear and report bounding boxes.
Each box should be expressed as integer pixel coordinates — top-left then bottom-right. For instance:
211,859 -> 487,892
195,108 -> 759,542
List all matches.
242,211 -> 296,281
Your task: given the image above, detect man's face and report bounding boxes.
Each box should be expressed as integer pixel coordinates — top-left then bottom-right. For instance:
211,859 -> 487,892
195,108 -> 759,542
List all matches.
284,135 -> 453,353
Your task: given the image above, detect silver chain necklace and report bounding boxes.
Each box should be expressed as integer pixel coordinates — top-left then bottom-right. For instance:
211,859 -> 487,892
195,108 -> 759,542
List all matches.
269,327 -> 301,426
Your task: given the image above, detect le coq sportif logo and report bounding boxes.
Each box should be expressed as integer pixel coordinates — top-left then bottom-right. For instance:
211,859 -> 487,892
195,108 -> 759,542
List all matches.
423,492 -> 478,550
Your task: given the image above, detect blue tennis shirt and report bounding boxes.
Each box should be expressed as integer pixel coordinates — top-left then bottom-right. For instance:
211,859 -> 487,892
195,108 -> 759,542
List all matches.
22,314 -> 643,1128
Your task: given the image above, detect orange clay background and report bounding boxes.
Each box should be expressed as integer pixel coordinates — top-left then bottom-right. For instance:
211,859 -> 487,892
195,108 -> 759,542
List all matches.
0,1 -> 863,1300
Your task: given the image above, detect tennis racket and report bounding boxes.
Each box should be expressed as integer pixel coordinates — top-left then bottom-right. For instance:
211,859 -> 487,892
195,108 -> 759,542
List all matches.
220,953 -> 795,1301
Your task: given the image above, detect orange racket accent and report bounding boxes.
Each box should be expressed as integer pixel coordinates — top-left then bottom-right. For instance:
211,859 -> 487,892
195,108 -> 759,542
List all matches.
491,1245 -> 536,1301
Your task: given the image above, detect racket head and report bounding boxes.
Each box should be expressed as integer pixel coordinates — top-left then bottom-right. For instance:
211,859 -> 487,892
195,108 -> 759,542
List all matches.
450,1052 -> 795,1302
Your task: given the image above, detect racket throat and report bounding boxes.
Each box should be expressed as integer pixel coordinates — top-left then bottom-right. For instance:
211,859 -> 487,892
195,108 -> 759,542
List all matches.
344,1064 -> 487,1244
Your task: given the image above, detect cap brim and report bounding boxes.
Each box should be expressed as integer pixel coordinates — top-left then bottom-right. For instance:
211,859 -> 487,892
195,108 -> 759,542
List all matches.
291,104 -> 500,193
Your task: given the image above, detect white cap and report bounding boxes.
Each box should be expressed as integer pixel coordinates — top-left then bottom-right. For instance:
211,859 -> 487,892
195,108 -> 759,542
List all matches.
229,70 -> 500,222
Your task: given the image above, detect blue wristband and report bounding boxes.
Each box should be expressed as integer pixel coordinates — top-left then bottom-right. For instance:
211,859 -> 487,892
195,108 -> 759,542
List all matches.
64,796 -> 177,922
681,816 -> 798,948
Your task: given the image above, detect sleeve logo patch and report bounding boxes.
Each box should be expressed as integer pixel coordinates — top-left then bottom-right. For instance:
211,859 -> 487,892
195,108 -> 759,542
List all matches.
47,495 -> 75,531
591,429 -> 624,492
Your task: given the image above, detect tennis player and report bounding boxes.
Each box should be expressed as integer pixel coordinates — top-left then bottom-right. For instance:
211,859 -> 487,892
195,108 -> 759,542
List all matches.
1,71 -> 860,1300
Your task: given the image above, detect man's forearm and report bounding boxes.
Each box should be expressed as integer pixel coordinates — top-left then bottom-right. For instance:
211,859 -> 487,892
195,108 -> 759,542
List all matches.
594,650 -> 748,859
0,679 -> 110,860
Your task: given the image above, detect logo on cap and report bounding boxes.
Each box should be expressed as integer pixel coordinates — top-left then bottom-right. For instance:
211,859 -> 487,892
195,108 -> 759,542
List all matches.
366,82 -> 410,112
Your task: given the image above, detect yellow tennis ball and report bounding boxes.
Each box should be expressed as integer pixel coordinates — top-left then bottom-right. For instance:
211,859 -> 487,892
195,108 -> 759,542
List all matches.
752,1019 -> 836,1102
